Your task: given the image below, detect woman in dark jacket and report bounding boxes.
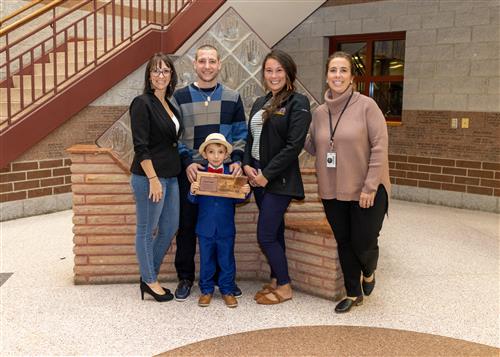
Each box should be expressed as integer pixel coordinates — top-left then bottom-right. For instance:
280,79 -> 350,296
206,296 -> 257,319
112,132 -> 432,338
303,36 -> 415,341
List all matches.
243,50 -> 312,305
130,53 -> 183,302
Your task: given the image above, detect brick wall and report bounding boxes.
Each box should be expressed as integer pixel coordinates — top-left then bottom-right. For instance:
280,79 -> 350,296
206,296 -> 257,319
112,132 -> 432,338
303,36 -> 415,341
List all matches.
0,106 -> 127,220
68,145 -> 344,300
387,109 -> 500,199
389,154 -> 500,197
0,159 -> 72,203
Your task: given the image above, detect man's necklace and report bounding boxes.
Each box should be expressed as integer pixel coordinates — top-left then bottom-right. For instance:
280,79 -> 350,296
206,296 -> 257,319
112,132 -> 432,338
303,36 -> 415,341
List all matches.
195,82 -> 218,107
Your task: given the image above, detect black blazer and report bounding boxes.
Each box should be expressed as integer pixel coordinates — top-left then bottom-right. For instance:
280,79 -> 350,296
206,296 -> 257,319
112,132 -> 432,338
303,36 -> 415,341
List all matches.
243,92 -> 311,200
130,91 -> 183,178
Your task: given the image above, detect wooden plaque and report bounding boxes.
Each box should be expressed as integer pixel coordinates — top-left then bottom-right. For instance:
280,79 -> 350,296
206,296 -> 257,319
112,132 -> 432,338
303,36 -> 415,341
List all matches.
195,172 -> 248,199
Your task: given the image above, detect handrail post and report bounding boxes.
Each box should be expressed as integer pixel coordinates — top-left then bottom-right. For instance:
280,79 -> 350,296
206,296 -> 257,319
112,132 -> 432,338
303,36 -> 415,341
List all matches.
5,34 -> 11,124
52,7 -> 57,94
93,0 -> 98,66
112,0 -> 116,48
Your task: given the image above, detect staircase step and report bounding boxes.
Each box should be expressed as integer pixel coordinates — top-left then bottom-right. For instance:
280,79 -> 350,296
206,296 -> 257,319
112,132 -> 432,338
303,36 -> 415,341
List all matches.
34,63 -> 78,76
0,102 -> 21,116
0,88 -> 43,102
67,40 -> 111,53
12,74 -> 65,89
49,51 -> 101,65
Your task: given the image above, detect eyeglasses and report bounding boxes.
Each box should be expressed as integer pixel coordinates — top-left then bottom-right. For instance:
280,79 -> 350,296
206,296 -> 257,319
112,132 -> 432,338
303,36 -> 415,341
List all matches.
151,68 -> 172,77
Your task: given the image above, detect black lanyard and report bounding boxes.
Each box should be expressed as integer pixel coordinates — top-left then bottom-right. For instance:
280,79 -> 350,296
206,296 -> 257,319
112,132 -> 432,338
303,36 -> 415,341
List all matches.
328,90 -> 353,147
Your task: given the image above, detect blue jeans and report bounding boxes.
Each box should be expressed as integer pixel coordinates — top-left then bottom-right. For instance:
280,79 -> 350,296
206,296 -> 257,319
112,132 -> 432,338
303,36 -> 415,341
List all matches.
198,234 -> 236,295
131,174 -> 179,283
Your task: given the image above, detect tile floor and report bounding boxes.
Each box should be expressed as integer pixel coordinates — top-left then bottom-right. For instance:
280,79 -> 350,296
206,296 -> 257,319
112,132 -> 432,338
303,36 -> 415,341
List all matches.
1,199 -> 499,355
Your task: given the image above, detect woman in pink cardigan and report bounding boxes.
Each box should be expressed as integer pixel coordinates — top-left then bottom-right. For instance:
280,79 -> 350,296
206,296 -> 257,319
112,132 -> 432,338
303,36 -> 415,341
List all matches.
304,51 -> 390,313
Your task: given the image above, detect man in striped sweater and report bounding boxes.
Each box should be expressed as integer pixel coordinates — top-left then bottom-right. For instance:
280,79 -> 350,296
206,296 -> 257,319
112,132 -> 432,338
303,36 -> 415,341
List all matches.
172,44 -> 247,301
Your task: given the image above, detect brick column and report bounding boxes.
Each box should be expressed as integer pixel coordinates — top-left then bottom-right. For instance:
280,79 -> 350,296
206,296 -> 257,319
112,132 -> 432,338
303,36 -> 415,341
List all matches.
67,145 -> 343,300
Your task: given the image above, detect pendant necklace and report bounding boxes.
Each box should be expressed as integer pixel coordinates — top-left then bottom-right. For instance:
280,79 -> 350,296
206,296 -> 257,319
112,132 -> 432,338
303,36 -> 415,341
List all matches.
195,82 -> 218,106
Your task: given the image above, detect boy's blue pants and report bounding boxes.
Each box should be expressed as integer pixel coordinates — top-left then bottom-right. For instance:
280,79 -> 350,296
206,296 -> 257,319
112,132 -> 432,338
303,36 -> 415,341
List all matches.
198,233 -> 236,295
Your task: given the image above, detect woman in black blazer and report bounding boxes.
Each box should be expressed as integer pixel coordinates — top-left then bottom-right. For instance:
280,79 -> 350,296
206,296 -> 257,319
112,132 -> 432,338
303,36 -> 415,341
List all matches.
130,53 -> 183,302
243,49 -> 312,305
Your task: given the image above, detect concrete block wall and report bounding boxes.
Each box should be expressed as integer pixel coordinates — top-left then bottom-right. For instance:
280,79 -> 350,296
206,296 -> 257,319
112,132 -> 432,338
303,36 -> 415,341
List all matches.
275,0 -> 500,210
276,0 -> 499,109
67,145 -> 344,300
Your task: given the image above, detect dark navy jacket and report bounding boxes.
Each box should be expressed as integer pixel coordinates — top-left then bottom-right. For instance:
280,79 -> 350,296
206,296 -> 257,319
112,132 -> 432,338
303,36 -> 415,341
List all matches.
187,164 -> 249,237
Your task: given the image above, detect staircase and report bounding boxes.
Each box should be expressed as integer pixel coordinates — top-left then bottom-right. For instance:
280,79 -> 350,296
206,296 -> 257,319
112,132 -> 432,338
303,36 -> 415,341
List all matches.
0,0 -> 225,168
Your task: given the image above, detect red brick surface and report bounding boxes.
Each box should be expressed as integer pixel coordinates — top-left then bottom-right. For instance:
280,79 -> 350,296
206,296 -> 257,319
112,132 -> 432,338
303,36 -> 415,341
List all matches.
40,159 -> 64,168
418,181 -> 441,189
0,191 -> 27,202
12,162 -> 38,171
28,187 -> 53,198
0,157 -> 74,203
388,154 -> 499,197
0,183 -> 13,193
442,183 -> 466,192
387,110 -> 499,196
0,165 -> 11,173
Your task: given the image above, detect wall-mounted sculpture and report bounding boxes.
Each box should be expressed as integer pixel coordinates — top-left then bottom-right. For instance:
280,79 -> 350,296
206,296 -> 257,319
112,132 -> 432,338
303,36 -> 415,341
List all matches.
97,7 -> 318,167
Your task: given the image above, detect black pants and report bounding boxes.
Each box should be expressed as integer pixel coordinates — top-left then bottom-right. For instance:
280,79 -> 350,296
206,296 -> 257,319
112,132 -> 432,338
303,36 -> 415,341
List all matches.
322,185 -> 388,297
174,170 -> 198,282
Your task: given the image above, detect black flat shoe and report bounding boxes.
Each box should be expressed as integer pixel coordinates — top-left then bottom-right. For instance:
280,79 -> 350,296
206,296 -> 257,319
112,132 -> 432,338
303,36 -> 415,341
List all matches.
335,296 -> 363,313
140,281 -> 174,302
362,272 -> 375,296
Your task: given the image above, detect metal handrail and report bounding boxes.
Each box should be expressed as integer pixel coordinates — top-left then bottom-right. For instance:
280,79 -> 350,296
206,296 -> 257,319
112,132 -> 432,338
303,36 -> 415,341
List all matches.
0,0 -> 67,36
0,0 -> 46,27
0,0 -> 192,130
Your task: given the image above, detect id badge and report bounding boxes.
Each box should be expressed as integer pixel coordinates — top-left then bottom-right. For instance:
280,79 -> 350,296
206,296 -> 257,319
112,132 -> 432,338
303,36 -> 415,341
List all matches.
326,152 -> 336,168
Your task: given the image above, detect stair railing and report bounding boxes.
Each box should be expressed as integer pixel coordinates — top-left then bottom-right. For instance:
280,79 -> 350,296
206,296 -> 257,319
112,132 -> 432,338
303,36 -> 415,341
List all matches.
0,0 -> 47,26
0,0 -> 191,131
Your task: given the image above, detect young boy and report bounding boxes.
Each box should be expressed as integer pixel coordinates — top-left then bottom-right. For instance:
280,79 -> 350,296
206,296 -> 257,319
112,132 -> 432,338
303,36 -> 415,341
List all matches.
188,133 -> 250,308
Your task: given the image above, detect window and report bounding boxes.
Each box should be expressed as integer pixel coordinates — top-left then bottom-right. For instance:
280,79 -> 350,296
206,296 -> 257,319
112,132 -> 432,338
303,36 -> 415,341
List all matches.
330,32 -> 405,122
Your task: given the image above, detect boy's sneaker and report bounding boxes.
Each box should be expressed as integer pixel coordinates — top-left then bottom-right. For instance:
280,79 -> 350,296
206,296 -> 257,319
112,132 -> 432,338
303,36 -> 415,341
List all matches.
233,285 -> 243,298
175,279 -> 192,301
222,294 -> 238,308
198,294 -> 212,307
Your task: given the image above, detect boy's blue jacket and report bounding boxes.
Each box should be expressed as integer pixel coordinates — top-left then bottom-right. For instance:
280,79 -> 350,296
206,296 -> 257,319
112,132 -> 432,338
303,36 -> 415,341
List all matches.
188,164 -> 249,237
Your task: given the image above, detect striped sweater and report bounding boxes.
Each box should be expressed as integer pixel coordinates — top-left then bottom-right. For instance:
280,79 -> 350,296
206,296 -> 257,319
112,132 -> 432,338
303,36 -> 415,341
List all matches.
173,83 -> 247,168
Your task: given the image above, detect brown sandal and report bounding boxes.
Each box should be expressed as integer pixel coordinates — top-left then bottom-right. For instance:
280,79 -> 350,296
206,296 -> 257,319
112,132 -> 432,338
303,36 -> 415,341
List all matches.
253,283 -> 275,300
256,290 -> 292,305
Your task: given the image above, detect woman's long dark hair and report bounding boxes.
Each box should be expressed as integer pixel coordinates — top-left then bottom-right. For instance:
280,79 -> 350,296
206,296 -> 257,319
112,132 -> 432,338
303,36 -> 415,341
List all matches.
261,50 -> 297,121
144,52 -> 178,98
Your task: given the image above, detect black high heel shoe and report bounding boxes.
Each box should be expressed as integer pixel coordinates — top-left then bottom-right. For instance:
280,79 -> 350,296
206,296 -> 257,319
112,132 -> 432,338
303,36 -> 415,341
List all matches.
140,278 -> 171,295
140,281 -> 174,302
